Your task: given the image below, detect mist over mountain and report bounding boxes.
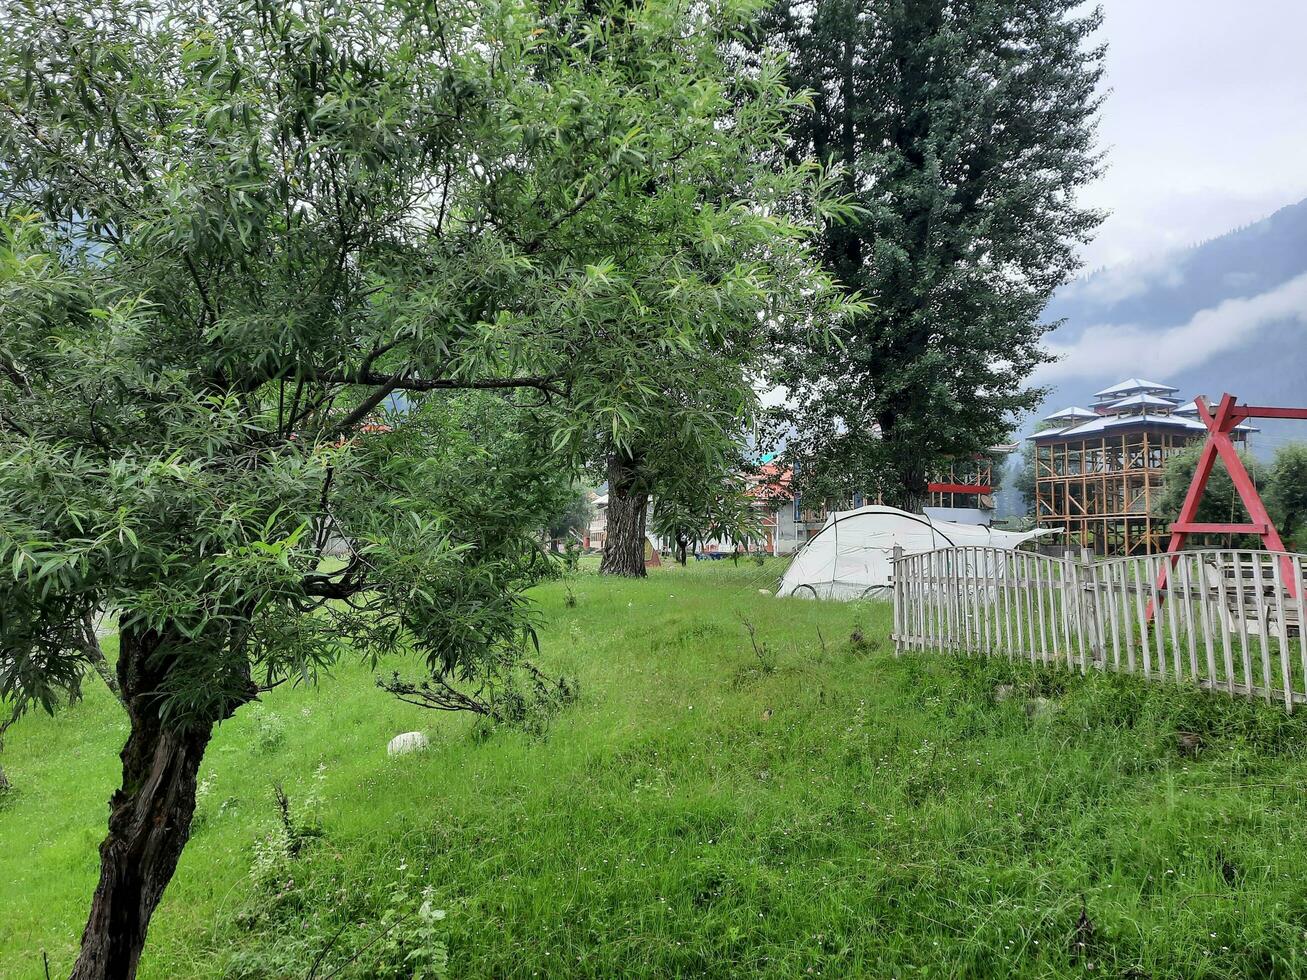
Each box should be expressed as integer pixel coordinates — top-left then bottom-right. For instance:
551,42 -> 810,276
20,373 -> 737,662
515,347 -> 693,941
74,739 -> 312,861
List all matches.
1036,195 -> 1307,424
997,197 -> 1307,517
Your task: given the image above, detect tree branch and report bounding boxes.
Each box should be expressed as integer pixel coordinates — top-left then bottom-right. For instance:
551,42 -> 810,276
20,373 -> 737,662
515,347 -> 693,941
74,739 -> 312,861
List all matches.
315,367 -> 564,438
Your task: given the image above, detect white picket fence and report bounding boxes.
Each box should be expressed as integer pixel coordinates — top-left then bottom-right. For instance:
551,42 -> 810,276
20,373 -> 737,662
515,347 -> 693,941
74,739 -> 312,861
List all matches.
891,547 -> 1307,711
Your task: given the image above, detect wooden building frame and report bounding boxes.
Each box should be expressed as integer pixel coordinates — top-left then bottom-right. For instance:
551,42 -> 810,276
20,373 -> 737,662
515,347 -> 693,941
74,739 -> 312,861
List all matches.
1033,429 -> 1203,556
927,456 -> 996,511
1030,381 -> 1254,557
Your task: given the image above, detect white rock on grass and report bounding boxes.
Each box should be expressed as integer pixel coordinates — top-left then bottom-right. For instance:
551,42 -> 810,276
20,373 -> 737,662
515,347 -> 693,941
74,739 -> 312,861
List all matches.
387,731 -> 429,756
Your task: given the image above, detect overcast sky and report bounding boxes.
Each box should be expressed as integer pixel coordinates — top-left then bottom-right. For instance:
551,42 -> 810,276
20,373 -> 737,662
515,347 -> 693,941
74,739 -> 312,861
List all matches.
1076,0 -> 1307,272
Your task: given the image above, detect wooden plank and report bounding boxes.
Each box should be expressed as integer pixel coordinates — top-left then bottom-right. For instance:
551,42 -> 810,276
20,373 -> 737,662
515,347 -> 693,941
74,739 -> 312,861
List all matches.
1000,548 -> 1015,658
1233,553 -> 1255,697
1214,555 -> 1235,695
1034,549 -> 1051,665
1296,555 -> 1307,702
1177,555 -> 1201,681
891,551 -> 902,653
1171,556 -> 1191,684
929,551 -> 940,652
1012,551 -> 1026,661
1253,553 -> 1274,704
1197,554 -> 1219,692
956,549 -> 968,653
944,549 -> 957,652
1132,555 -> 1150,679
1023,552 -> 1039,666
1105,559 -> 1123,671
1086,556 -> 1102,670
914,554 -> 925,651
1059,561 -> 1076,671
1271,555 -> 1293,712
980,550 -> 993,657
1114,560 -> 1133,674
1147,554 -> 1168,682
920,553 -> 931,651
1172,522 -> 1268,535
955,549 -> 968,654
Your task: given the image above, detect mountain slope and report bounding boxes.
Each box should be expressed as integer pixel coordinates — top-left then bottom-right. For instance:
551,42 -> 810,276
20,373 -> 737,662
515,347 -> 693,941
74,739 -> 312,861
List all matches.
998,197 -> 1307,517
1047,196 -> 1307,332
1037,197 -> 1307,442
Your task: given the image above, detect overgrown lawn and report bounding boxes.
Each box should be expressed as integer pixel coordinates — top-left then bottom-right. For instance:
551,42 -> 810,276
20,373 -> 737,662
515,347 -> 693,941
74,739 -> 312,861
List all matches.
4,559 -> 1307,977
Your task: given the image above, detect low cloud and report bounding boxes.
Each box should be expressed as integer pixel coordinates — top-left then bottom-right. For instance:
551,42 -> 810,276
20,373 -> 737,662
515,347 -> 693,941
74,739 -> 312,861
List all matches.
1036,271 -> 1307,385
1059,252 -> 1186,307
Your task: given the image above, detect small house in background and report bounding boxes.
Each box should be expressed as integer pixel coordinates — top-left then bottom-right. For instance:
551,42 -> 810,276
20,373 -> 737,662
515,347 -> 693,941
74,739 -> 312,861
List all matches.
924,446 -> 1017,525
582,488 -> 609,552
1029,378 -> 1255,556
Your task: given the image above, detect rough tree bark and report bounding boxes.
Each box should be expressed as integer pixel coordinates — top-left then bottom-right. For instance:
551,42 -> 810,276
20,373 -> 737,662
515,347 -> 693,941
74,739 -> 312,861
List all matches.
600,450 -> 650,578
71,623 -> 250,980
875,404 -> 930,514
0,703 -> 17,793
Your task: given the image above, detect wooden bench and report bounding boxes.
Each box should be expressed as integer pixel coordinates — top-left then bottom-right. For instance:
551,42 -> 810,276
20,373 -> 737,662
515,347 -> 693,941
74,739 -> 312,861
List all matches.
1200,555 -> 1304,637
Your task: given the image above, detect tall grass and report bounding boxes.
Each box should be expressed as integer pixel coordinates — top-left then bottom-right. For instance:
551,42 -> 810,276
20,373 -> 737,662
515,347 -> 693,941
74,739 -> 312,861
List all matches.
3,561 -> 1307,977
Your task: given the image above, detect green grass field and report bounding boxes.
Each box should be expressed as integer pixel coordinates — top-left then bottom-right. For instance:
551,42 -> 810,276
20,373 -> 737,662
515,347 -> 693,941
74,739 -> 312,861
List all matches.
5,559 -> 1307,978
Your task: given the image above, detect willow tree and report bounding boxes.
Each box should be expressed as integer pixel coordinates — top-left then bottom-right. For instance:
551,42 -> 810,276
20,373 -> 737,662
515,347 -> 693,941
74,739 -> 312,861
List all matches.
0,0 -> 842,974
569,20 -> 855,577
762,0 -> 1105,510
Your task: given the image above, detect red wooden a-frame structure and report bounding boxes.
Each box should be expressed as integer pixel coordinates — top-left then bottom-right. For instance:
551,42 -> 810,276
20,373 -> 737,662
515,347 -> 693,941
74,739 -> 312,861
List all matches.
1154,393 -> 1307,608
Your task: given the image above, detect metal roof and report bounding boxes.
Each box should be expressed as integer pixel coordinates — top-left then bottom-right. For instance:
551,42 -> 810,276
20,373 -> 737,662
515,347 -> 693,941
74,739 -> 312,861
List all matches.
1092,377 -> 1180,399
1030,412 -> 1209,443
1024,424 -> 1074,441
1162,398 -> 1258,432
1104,393 -> 1180,411
1042,406 -> 1098,423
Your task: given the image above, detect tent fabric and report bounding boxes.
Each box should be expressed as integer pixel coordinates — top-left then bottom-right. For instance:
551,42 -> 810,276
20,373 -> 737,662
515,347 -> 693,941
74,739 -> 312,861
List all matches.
776,505 -> 1056,601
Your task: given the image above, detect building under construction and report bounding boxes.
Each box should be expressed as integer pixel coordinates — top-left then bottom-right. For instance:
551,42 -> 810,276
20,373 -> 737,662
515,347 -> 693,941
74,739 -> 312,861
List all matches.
925,448 -> 1017,518
1030,378 -> 1252,556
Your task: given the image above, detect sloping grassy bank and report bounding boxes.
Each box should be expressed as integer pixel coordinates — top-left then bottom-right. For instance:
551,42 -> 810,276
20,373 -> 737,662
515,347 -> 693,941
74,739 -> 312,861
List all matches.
4,559 -> 1307,978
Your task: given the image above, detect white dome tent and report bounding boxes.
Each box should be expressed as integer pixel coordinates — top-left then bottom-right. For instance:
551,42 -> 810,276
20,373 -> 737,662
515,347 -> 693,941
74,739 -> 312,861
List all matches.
776,505 -> 1056,601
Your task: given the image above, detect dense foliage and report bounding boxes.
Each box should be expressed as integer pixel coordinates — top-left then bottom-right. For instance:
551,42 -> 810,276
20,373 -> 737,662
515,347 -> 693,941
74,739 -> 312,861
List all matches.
1267,444 -> 1307,550
762,0 -> 1106,508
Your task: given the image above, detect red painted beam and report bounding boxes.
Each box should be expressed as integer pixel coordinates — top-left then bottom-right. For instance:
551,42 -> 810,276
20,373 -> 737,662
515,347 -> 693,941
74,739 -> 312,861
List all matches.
927,483 -> 993,495
1171,522 -> 1269,535
1238,405 -> 1307,421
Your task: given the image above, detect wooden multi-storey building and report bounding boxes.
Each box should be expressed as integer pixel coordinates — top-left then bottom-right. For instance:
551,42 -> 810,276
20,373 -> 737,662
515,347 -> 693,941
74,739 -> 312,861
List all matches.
1030,378 -> 1252,556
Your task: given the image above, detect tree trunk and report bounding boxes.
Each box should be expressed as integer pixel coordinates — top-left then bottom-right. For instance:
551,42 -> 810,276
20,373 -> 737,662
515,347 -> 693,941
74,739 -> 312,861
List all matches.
600,451 -> 650,578
895,477 -> 928,515
80,612 -> 124,705
71,624 -> 246,980
877,409 -> 929,514
0,703 -> 19,793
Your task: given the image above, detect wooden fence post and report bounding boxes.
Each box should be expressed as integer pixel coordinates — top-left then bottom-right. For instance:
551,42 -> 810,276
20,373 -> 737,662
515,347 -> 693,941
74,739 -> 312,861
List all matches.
891,545 -> 904,655
1081,549 -> 1104,670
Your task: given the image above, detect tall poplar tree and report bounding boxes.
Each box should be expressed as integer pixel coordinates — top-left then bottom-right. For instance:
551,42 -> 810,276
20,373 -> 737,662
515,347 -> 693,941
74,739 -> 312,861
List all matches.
763,0 -> 1106,509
